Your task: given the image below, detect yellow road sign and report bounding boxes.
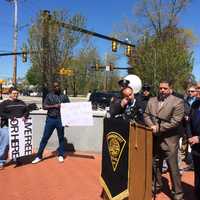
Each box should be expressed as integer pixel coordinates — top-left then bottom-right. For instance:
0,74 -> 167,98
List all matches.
59,68 -> 74,76
0,79 -> 5,84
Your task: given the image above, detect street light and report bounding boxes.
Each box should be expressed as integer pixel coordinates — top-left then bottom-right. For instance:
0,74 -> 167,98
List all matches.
125,45 -> 132,57
109,63 -> 114,71
95,63 -> 100,71
22,47 -> 27,62
112,41 -> 118,52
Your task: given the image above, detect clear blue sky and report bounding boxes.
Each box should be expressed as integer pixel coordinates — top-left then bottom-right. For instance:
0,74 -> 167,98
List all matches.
0,0 -> 199,81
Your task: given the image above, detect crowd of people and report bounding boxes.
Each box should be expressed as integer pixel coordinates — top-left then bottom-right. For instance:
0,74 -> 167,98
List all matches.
0,79 -> 200,199
0,81 -> 69,169
110,79 -> 200,200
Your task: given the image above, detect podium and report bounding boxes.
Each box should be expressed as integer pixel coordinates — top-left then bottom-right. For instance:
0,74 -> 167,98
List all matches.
100,118 -> 152,200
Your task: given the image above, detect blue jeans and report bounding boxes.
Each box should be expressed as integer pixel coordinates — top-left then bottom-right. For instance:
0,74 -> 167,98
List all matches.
0,127 -> 9,165
36,116 -> 65,158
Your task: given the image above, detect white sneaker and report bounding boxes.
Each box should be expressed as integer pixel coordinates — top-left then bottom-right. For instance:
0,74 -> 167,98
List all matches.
58,156 -> 64,163
32,157 -> 42,164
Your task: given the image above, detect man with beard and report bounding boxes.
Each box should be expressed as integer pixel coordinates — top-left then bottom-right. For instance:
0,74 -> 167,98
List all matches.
32,82 -> 69,164
144,80 -> 184,200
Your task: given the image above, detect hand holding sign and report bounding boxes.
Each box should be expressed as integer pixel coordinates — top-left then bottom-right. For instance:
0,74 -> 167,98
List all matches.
61,102 -> 93,126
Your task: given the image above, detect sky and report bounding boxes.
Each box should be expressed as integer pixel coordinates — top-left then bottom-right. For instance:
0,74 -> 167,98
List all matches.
0,0 -> 199,81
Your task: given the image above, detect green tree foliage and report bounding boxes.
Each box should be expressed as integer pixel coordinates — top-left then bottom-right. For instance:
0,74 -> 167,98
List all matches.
117,0 -> 195,93
65,47 -> 120,95
27,10 -> 86,88
130,29 -> 194,93
26,10 -> 120,95
64,45 -> 104,95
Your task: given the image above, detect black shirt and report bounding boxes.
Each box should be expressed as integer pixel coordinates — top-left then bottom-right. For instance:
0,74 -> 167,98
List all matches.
0,99 -> 28,127
43,92 -> 70,118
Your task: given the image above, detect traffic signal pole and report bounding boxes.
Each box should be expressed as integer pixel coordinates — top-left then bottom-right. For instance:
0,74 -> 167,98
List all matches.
57,21 -> 135,48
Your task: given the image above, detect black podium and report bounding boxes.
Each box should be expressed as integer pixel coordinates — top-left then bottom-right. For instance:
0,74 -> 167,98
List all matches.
100,118 -> 152,200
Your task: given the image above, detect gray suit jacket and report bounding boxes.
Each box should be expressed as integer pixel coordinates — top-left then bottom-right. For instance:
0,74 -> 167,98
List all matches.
144,94 -> 184,135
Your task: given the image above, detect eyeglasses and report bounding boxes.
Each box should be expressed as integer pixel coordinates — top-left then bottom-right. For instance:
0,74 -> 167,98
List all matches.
188,90 -> 195,93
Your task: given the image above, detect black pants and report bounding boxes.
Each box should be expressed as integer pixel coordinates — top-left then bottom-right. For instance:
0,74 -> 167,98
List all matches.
193,154 -> 200,199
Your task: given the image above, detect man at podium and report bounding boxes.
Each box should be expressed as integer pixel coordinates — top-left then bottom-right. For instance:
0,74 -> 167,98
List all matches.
109,86 -> 143,123
101,84 -> 153,200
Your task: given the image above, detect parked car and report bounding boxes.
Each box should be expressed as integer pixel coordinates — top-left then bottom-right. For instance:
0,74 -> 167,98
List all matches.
29,91 -> 42,97
89,91 -> 120,110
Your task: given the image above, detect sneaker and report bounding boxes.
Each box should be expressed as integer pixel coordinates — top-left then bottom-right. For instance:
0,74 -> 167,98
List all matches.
32,157 -> 42,164
58,156 -> 64,163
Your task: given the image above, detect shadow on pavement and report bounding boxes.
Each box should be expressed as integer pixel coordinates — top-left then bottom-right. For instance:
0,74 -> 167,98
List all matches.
161,176 -> 197,200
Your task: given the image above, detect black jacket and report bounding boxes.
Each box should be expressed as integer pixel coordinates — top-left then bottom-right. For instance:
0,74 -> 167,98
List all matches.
109,98 -> 143,124
0,99 -> 29,127
187,99 -> 200,153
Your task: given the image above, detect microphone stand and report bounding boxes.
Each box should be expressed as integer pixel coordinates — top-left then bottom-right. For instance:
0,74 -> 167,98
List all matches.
143,111 -> 170,200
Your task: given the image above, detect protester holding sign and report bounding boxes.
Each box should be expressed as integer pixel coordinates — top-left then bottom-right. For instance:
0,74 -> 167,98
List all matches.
32,82 -> 70,164
0,87 -> 29,168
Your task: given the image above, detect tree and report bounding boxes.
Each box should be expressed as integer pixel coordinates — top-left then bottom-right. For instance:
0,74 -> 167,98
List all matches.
26,10 -> 120,94
27,10 -> 86,89
130,31 -> 194,93
65,47 -> 120,95
117,0 -> 195,93
65,45 -> 103,95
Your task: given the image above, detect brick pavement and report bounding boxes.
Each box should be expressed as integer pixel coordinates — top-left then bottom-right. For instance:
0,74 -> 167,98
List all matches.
0,152 -> 197,200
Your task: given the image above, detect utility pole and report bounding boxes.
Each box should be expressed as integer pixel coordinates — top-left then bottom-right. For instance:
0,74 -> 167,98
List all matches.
41,10 -> 50,102
7,0 -> 18,86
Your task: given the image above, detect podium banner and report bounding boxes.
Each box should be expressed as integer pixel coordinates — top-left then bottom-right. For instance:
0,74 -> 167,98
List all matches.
100,118 -> 129,200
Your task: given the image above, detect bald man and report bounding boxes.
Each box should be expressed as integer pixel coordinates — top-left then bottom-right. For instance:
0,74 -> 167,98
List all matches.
109,87 -> 142,122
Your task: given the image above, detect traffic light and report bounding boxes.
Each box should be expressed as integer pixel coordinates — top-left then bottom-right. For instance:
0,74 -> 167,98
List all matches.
22,48 -> 27,63
109,63 -> 114,71
95,63 -> 100,70
112,40 -> 118,52
125,45 -> 132,57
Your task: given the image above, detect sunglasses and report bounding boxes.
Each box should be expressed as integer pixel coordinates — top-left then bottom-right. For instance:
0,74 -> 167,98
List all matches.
188,90 -> 195,93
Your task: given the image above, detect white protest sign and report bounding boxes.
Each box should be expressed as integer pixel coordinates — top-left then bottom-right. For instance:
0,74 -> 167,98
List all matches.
9,117 -> 33,159
61,102 -> 93,126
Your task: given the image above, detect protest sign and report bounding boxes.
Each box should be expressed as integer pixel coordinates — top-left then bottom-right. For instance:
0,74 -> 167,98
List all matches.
61,102 -> 93,126
9,117 -> 33,159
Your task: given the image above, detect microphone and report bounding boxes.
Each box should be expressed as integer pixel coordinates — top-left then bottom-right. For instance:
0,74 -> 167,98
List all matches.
137,108 -> 144,114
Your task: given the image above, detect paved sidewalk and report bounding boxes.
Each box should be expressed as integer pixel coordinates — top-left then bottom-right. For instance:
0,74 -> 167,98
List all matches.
0,152 -> 196,200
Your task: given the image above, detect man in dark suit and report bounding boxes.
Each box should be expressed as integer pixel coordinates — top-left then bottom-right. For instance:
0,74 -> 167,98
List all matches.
188,84 -> 200,199
144,80 -> 184,200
